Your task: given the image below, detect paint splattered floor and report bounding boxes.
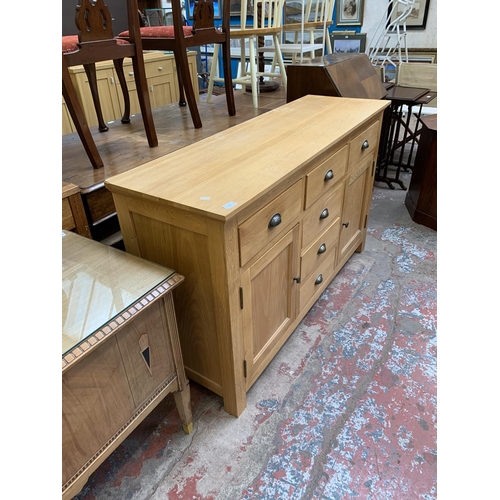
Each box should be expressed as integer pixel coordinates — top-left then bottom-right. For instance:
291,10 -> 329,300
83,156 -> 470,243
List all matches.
71,168 -> 437,500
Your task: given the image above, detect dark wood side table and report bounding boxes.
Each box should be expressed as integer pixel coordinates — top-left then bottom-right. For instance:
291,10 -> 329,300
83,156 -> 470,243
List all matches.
62,231 -> 192,499
376,86 -> 436,190
404,114 -> 437,230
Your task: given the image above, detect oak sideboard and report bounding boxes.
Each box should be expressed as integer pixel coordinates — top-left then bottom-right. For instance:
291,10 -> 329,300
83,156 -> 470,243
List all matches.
105,95 -> 390,417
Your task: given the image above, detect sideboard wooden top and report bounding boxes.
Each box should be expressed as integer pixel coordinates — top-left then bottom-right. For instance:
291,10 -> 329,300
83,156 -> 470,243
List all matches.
105,95 -> 389,220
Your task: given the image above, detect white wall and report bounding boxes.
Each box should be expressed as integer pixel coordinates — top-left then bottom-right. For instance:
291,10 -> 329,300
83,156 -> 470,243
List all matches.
361,0 -> 437,50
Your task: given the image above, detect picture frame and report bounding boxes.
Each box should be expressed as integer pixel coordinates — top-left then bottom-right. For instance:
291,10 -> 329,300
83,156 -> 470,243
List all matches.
331,33 -> 366,54
284,0 -> 328,24
389,0 -> 430,30
229,0 -> 254,16
188,0 -> 222,20
335,0 -> 364,26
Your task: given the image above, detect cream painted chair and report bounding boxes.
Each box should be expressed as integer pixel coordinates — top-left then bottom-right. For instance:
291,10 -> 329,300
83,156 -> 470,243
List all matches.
280,0 -> 335,63
206,0 -> 287,109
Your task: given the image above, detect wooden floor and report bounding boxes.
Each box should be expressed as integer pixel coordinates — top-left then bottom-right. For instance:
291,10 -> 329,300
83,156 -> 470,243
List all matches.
62,85 -> 287,193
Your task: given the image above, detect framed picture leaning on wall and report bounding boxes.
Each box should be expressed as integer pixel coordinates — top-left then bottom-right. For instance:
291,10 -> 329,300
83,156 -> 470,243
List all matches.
331,33 -> 366,53
389,0 -> 430,30
336,0 -> 364,26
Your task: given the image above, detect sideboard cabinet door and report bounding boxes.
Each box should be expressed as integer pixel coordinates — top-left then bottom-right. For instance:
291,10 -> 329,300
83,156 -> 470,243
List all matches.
241,225 -> 300,388
339,154 -> 375,261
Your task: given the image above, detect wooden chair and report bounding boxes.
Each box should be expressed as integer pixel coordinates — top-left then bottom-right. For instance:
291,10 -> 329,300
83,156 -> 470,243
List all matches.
117,0 -> 236,129
281,0 -> 334,63
62,0 -> 158,169
206,0 -> 288,109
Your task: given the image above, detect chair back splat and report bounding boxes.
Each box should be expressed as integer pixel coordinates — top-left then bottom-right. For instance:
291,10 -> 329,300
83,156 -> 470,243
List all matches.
62,0 -> 158,169
75,0 -> 114,42
119,0 -> 236,129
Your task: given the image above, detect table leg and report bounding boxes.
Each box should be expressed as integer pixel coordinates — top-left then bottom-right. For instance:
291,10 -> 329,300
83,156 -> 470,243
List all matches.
174,384 -> 194,434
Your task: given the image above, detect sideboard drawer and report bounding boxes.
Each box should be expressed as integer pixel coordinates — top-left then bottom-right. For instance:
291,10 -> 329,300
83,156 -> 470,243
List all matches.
348,120 -> 380,170
302,181 -> 344,248
145,58 -> 175,79
299,251 -> 336,311
238,180 -> 303,266
304,145 -> 348,209
300,217 -> 340,284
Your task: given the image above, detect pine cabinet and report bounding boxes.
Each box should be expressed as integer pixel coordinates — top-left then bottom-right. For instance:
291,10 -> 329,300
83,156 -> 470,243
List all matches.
105,95 -> 390,417
62,51 -> 198,132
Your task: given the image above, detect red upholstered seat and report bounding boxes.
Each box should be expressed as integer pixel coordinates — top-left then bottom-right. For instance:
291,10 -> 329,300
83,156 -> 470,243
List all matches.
118,26 -> 194,38
62,35 -> 79,53
62,35 -> 130,53
62,0 -> 157,169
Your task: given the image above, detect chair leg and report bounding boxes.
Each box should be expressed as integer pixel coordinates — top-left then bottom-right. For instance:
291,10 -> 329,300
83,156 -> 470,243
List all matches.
83,63 -> 109,132
176,61 -> 187,108
221,41 -> 236,116
273,34 -> 287,90
63,58 -> 103,169
206,43 -> 220,103
174,47 -> 202,129
248,36 -> 259,109
130,55 -> 158,147
112,59 -> 131,123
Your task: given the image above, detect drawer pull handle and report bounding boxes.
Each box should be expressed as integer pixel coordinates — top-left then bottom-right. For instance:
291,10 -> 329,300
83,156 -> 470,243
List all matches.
362,140 -> 369,150
128,71 -> 134,76
315,274 -> 323,285
158,66 -> 163,71
319,208 -> 329,220
324,169 -> 334,181
293,276 -> 301,284
268,213 -> 282,228
342,222 -> 349,228
317,243 -> 326,254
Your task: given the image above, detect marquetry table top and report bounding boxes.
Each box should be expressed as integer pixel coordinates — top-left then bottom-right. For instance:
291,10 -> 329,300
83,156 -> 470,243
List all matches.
62,231 -> 182,370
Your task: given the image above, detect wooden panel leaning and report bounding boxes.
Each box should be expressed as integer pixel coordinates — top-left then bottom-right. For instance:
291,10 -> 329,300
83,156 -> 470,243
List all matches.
105,95 -> 390,417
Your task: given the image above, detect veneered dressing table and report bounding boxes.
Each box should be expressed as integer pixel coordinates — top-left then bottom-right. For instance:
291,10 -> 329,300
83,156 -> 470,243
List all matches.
62,230 -> 192,499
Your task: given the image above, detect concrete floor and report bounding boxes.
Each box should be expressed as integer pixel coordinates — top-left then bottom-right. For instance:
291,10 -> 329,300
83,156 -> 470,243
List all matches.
71,157 -> 437,499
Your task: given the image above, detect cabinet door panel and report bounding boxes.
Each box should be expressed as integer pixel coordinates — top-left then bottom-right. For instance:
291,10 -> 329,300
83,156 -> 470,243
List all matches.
148,74 -> 177,109
116,72 -> 142,117
74,69 -> 123,127
241,225 -> 300,385
339,155 -> 373,259
62,96 -> 76,134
